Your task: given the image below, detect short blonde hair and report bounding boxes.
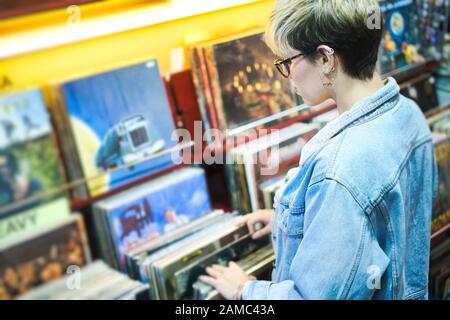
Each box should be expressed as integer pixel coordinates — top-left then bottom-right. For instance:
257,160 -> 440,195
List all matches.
265,0 -> 382,80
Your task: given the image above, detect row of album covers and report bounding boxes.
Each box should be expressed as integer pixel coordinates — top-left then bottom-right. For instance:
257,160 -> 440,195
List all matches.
0,0 -> 450,300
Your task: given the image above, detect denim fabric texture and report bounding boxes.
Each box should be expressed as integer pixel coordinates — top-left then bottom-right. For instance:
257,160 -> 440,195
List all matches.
242,77 -> 437,300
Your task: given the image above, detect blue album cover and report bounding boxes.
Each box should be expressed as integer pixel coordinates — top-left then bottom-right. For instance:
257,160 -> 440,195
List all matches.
379,0 -> 421,74
61,60 -> 177,196
0,89 -> 65,213
104,168 -> 211,271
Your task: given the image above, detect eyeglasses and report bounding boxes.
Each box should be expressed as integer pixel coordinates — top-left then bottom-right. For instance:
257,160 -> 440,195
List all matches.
274,53 -> 304,78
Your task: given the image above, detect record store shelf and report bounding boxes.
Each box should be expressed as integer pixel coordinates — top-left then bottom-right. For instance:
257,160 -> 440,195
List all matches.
194,100 -> 338,163
432,222 -> 450,246
0,140 -> 194,214
0,100 -> 336,214
0,0 -> 275,92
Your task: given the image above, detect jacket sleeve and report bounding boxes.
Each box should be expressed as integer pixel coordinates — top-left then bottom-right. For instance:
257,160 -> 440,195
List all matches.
242,178 -> 390,300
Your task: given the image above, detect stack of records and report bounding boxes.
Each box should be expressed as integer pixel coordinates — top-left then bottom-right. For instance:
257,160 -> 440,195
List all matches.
0,214 -> 91,300
125,211 -> 274,300
188,28 -> 300,139
17,260 -> 148,300
227,123 -> 319,213
445,278 -> 450,300
125,210 -> 229,281
428,105 -> 450,134
0,88 -> 71,244
45,59 -> 178,199
92,167 -> 212,272
429,235 -> 450,299
259,176 -> 286,212
432,133 -> 450,234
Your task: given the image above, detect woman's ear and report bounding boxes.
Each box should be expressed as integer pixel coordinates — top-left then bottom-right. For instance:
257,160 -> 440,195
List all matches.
316,45 -> 336,74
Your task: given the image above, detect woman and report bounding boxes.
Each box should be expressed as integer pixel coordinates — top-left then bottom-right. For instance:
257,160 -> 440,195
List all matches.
199,0 -> 437,300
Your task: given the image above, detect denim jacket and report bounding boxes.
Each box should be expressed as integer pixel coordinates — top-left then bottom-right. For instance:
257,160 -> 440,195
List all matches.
242,77 -> 437,300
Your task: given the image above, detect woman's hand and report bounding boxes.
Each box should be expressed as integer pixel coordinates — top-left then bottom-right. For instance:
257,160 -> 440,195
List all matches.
198,210 -> 273,299
199,262 -> 252,300
244,209 -> 273,239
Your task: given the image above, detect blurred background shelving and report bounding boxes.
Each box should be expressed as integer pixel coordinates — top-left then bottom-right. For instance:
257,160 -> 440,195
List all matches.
0,0 -> 450,301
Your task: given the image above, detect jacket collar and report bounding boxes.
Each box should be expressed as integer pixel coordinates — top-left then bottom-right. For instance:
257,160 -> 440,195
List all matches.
300,77 -> 401,166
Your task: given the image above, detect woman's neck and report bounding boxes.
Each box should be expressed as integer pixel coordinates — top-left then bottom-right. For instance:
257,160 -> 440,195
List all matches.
332,72 -> 386,114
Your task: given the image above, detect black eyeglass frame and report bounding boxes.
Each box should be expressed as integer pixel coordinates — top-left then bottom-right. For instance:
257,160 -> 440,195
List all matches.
273,53 -> 305,78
